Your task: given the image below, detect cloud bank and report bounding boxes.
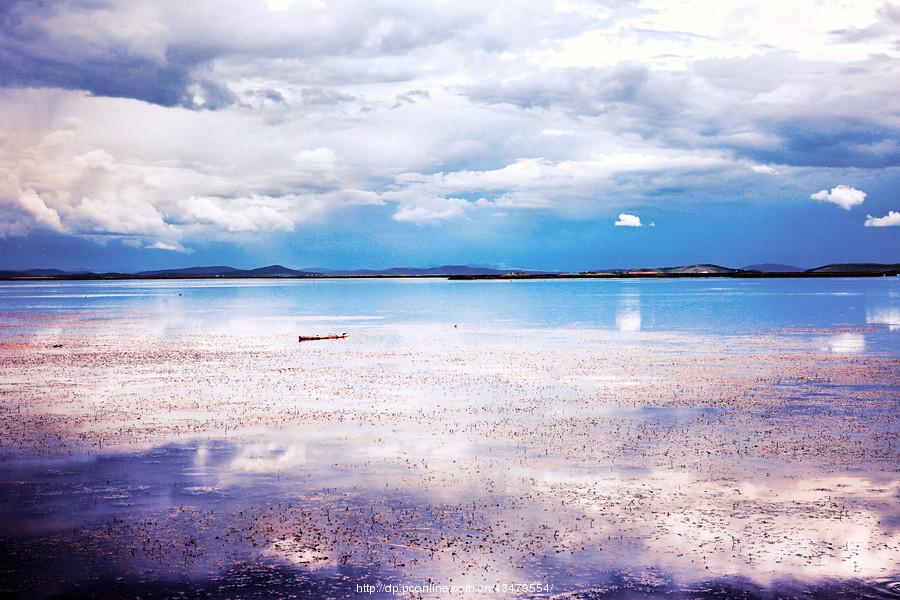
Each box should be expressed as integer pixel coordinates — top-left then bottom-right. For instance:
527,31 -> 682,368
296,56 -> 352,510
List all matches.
0,0 -> 898,254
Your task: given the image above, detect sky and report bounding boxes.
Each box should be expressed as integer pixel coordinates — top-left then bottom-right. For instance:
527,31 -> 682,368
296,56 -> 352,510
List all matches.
0,0 -> 898,272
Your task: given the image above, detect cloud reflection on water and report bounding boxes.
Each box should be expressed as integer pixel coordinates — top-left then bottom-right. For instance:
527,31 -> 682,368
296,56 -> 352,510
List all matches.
615,299 -> 642,332
193,430 -> 900,585
867,307 -> 900,331
826,333 -> 866,353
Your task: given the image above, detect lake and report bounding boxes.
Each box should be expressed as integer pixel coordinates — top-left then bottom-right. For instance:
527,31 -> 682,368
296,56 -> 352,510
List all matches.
1,277 -> 898,598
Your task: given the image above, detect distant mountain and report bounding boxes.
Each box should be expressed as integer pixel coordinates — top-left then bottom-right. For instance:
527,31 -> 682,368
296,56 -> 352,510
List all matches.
137,264 -> 318,277
137,266 -> 240,276
743,263 -> 802,272
26,268 -> 77,276
806,263 -> 900,274
2,262 -> 898,279
0,268 -> 94,277
241,264 -> 318,276
0,264 -> 527,278
581,268 -> 628,274
666,264 -> 739,274
626,264 -> 740,275
313,265 -> 543,276
139,264 -> 520,277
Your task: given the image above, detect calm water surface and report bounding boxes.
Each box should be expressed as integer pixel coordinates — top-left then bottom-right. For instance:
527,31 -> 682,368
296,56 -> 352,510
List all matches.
0,276 -> 898,334
0,277 -> 898,598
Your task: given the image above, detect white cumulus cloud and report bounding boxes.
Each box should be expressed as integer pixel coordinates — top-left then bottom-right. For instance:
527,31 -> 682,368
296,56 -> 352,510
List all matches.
810,185 -> 866,209
614,213 -> 644,227
864,211 -> 900,227
146,241 -> 188,252
387,192 -> 469,224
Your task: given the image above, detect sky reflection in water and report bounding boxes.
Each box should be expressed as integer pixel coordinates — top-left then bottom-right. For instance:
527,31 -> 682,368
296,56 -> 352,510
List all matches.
0,278 -> 898,597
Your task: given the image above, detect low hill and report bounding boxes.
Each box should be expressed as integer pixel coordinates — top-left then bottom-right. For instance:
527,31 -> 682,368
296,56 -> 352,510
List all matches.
666,264 -> 739,274
136,265 -> 318,277
0,268 -> 81,277
318,265 -> 542,276
242,265 -> 318,277
137,266 -> 240,276
743,263 -> 802,272
806,263 -> 900,274
627,264 -> 740,275
2,262 -> 897,279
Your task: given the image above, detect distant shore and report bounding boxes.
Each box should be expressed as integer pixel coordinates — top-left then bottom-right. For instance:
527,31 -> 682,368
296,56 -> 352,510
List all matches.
447,270 -> 900,280
1,270 -> 898,282
3,261 -> 898,281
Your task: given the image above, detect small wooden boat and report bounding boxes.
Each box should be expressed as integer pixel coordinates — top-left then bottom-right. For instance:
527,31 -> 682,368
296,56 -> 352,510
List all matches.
298,333 -> 348,342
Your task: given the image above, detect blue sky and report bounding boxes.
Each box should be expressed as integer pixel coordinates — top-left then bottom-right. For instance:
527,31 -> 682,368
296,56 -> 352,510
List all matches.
0,0 -> 898,271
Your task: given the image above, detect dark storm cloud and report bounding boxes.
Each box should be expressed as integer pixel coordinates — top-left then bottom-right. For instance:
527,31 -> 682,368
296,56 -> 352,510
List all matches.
465,51 -> 900,170
745,117 -> 900,169
0,0 -> 235,109
0,0 -> 458,109
0,0 -> 627,111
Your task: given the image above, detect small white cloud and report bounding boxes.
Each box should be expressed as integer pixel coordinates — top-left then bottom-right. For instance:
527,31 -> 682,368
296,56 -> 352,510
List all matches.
751,164 -> 778,174
147,241 -> 189,252
614,213 -> 643,227
810,185 -> 866,210
392,205 -> 465,223
864,210 -> 900,227
391,196 -> 468,223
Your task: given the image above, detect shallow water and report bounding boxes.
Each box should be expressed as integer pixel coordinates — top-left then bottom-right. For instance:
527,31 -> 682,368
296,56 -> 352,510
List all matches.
1,277 -> 898,598
0,276 -> 898,331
